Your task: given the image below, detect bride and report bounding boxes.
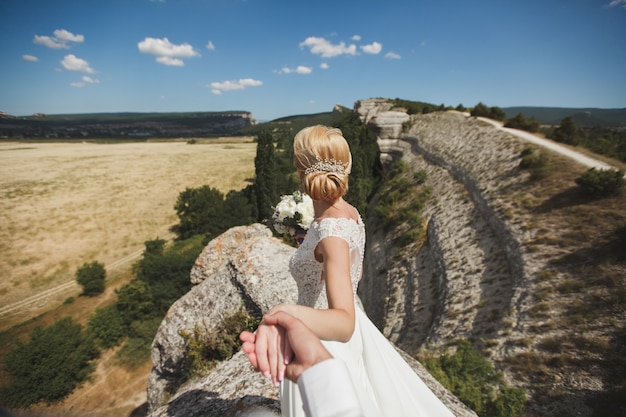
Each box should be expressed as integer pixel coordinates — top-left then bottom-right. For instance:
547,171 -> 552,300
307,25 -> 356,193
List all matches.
253,125 -> 455,417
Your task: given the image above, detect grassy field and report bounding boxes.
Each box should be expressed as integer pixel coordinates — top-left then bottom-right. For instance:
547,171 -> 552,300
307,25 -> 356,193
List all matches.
0,138 -> 257,330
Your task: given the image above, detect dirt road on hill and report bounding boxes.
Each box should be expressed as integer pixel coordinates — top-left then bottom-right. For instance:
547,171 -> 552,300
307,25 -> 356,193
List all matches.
0,232 -> 175,320
477,116 -> 621,172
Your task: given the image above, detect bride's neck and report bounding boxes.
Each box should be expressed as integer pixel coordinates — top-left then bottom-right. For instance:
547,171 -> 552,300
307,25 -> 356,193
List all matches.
313,197 -> 343,218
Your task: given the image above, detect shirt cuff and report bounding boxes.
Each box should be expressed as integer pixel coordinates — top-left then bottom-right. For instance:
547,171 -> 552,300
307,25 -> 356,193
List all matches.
297,358 -> 362,417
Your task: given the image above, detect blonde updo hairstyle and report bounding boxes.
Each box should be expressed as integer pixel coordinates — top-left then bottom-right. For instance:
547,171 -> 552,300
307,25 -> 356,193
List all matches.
293,125 -> 352,201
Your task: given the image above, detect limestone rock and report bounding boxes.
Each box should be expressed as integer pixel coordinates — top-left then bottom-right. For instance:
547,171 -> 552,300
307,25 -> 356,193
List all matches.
147,224 -> 295,414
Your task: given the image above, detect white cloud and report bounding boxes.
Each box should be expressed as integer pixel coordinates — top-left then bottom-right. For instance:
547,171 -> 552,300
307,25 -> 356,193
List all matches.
351,35 -> 361,41
70,75 -> 100,88
606,0 -> 626,7
22,54 -> 39,62
385,51 -> 401,59
54,29 -> 84,43
137,37 -> 200,66
320,62 -> 329,69
276,65 -> 312,75
360,41 -> 382,55
82,76 -> 99,84
209,78 -> 263,95
206,40 -> 215,51
61,54 -> 95,73
34,29 -> 84,49
300,37 -> 357,58
156,56 -> 184,66
34,35 -> 66,49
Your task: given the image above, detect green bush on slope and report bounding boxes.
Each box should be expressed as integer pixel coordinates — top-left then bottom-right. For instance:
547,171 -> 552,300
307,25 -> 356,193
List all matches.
420,340 -> 526,417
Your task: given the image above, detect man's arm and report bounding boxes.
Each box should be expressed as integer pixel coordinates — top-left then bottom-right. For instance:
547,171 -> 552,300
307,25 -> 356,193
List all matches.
298,358 -> 365,417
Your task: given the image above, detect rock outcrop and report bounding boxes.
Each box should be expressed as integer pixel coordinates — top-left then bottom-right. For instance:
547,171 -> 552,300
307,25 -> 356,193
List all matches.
147,224 -> 294,415
147,223 -> 476,417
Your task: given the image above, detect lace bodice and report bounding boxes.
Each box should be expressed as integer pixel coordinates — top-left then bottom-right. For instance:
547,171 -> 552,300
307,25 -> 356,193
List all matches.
288,214 -> 366,309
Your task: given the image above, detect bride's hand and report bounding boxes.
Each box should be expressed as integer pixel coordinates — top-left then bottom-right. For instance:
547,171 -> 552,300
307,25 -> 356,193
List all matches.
244,319 -> 288,386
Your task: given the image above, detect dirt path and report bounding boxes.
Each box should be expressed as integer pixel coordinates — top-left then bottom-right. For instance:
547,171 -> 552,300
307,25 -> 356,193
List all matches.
0,232 -> 175,319
477,117 -> 620,171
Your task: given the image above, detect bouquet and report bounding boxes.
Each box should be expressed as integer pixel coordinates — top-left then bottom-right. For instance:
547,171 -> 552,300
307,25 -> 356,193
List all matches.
270,191 -> 314,237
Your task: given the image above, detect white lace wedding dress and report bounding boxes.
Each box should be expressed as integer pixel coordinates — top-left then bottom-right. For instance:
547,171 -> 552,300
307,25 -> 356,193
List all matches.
281,214 -> 456,417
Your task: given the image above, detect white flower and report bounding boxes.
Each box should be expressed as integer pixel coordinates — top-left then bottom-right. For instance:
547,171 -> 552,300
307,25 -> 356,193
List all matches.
296,194 -> 314,229
269,191 -> 314,236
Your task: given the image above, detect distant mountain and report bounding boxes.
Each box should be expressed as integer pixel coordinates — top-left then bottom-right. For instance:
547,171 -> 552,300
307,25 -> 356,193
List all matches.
0,111 -> 256,139
503,106 -> 626,128
3,103 -> 624,141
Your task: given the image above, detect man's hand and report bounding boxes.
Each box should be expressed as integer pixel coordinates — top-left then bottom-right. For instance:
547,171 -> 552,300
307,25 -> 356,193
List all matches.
240,311 -> 332,383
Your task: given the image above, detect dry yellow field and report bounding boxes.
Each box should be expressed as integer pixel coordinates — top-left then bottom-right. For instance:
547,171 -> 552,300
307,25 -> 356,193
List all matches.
0,138 -> 257,325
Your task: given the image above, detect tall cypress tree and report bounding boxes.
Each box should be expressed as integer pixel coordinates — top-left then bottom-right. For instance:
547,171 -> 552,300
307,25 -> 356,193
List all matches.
254,130 -> 277,221
337,112 -> 382,216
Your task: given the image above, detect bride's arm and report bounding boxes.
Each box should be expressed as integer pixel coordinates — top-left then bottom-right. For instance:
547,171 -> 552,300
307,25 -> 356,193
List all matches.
270,236 -> 355,343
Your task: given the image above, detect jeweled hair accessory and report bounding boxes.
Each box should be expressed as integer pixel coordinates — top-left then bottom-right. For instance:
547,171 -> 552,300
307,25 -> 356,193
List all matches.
304,157 -> 349,175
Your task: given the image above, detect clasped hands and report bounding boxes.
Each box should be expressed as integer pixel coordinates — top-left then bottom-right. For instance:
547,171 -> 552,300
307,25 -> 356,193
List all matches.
240,309 -> 332,386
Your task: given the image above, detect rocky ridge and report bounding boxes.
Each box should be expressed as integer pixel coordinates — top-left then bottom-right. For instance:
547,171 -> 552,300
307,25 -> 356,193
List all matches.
358,104 -> 530,352
356,99 -> 625,417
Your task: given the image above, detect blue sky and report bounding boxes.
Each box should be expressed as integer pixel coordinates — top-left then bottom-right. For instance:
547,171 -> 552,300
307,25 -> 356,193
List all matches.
1,0 -> 625,121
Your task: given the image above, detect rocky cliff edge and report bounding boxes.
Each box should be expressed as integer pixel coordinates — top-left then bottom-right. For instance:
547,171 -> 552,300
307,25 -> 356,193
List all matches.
146,223 -> 476,417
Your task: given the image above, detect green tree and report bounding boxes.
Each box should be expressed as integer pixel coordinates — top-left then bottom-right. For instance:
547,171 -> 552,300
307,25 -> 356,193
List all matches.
470,102 -> 490,118
75,261 -> 106,296
0,317 -> 99,408
174,185 -> 225,239
488,106 -> 506,121
116,279 -> 155,326
337,112 -> 382,215
133,238 -> 198,314
470,102 -> 506,121
553,116 -> 580,145
254,130 -> 277,221
505,113 -> 540,133
88,304 -> 126,349
221,189 -> 257,231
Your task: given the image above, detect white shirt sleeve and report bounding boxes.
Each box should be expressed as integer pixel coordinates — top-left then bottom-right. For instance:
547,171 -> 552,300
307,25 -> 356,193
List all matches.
297,358 -> 365,417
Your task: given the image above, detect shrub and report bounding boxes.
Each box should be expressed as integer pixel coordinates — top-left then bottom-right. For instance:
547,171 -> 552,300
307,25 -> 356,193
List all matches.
420,340 -> 526,417
0,317 -> 99,408
413,169 -> 428,184
88,304 -> 126,349
182,309 -> 260,379
75,260 -> 106,296
575,168 -> 625,197
519,147 -> 550,180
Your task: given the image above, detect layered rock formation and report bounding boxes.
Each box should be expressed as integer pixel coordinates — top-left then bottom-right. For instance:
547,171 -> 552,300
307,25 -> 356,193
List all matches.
356,103 -> 530,353
355,99 -> 625,417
